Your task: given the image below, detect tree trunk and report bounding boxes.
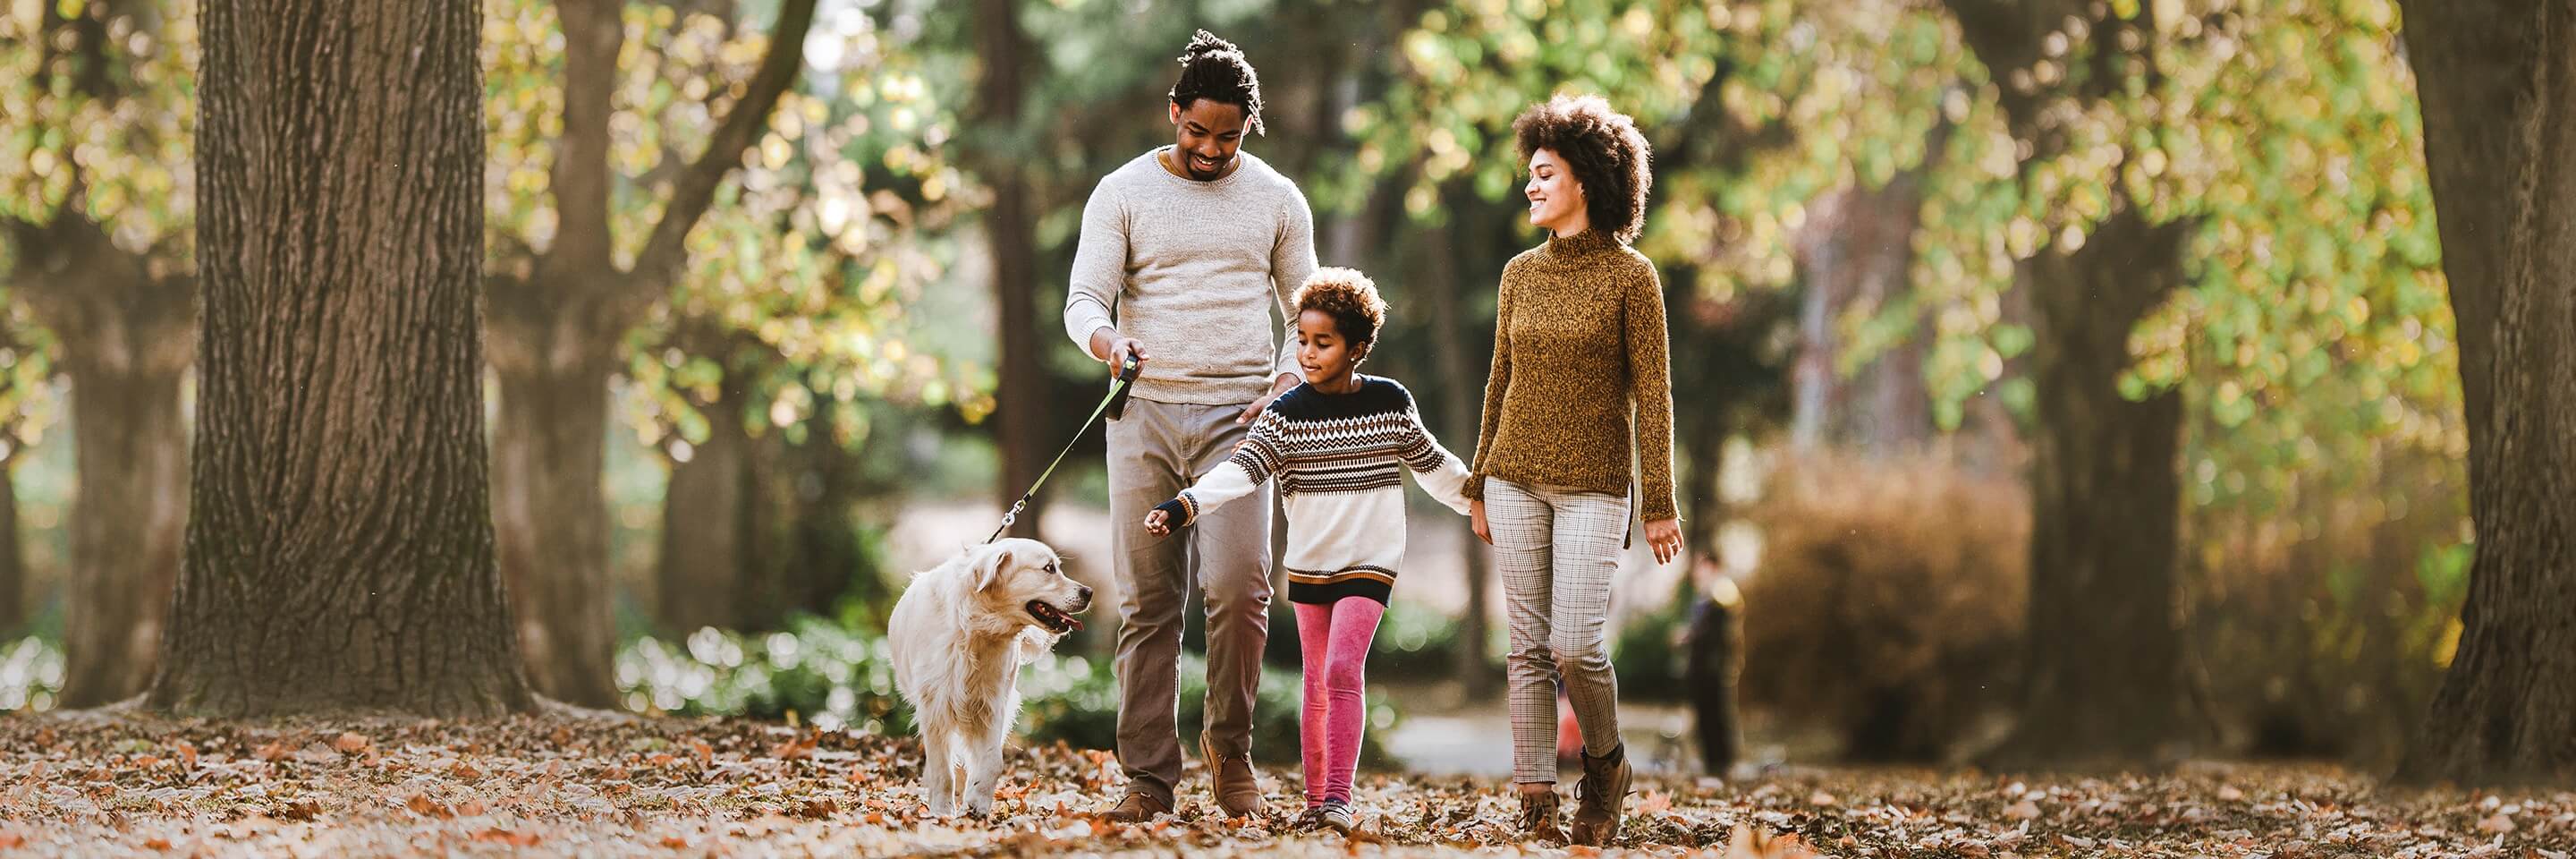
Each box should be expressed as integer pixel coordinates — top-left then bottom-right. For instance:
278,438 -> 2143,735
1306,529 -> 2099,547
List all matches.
1789,177 -> 1934,455
58,364 -> 188,706
1423,215 -> 1497,691
1987,210 -> 2194,767
975,0 -> 1051,540
656,384 -> 756,633
487,354 -> 622,708
0,455 -> 20,636
2393,0 -> 2576,786
148,0 -> 533,718
4,215 -> 194,707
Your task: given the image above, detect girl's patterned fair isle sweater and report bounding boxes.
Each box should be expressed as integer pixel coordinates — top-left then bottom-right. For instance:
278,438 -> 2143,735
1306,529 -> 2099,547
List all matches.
1155,376 -> 1472,605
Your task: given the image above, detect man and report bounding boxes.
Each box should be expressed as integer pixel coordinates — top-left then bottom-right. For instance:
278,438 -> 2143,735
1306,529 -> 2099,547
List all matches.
1062,30 -> 1314,821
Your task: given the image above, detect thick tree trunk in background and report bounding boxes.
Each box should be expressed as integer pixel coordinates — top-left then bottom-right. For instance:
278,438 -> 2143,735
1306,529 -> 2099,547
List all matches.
975,0 -> 1051,540
1940,0 -> 2199,769
484,0 -> 813,704
657,374 -> 758,634
148,0 -> 533,717
1989,211 -> 2194,767
59,364 -> 188,706
2394,0 -> 2576,787
487,352 -> 623,708
1423,216 -> 1497,690
4,215 -> 193,708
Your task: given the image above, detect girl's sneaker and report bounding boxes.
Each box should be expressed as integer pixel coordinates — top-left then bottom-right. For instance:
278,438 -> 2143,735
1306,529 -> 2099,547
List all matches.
1320,801 -> 1359,835
1292,804 -> 1329,830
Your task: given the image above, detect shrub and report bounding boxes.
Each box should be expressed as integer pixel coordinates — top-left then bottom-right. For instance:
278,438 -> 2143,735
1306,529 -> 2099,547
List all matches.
1739,451 -> 2028,762
0,636 -> 62,713
617,615 -> 1402,769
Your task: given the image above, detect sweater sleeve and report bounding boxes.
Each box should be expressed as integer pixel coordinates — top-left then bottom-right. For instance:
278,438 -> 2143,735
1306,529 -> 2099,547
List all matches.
1464,261 -> 1514,500
1269,185 -> 1318,383
1174,414 -> 1288,524
1626,259 -> 1679,522
1399,408 -> 1476,515
1063,175 -> 1127,352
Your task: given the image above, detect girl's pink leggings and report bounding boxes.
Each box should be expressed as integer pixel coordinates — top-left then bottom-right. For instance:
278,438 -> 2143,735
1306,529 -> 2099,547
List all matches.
1293,597 -> 1385,806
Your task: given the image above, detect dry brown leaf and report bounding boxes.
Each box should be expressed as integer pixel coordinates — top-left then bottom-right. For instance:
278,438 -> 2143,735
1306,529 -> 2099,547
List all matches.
406,795 -> 453,819
1724,821 -> 1821,859
2217,785 -> 2245,801
1637,790 -> 1673,814
331,733 -> 370,754
143,837 -> 171,850
174,742 -> 198,770
2478,812 -> 2515,834
473,828 -> 540,846
661,836 -> 690,848
254,742 -> 291,762
2005,800 -> 2041,820
1809,790 -> 1839,806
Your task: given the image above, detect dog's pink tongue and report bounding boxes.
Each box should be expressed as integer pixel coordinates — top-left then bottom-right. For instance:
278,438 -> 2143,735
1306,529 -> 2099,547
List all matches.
1065,617 -> 1084,632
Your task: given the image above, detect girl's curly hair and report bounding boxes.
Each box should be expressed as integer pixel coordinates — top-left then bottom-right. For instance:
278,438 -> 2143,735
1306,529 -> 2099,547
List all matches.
1292,268 -> 1387,358
1513,94 -> 1653,243
1170,30 -> 1265,135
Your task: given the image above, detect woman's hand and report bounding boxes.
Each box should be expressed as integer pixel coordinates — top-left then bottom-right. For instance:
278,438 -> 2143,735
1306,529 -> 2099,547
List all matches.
1644,517 -> 1682,565
1144,508 -> 1173,538
1471,498 -> 1492,545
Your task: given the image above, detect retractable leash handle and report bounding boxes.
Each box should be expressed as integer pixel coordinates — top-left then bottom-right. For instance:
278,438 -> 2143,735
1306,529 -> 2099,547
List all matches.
1104,352 -> 1141,421
986,352 -> 1143,544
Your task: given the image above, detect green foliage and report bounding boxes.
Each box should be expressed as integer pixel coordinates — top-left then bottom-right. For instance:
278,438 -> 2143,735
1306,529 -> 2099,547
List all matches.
617,615 -> 1401,766
0,636 -> 62,713
1610,581 -> 1692,703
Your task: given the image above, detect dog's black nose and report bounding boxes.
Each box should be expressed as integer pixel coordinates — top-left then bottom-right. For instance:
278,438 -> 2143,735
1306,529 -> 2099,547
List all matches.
1076,585 -> 1095,605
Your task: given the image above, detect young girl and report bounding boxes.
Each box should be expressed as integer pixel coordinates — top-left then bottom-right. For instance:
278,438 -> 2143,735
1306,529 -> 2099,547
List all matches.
1143,268 -> 1472,833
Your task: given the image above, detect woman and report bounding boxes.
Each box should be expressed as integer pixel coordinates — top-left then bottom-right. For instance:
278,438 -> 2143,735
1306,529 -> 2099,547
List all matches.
1464,94 -> 1682,846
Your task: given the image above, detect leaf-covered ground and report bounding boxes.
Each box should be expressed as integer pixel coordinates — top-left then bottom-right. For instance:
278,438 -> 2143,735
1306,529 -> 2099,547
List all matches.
0,710 -> 2568,858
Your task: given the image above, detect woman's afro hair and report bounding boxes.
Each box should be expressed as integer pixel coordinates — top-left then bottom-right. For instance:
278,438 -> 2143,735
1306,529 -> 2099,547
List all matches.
1513,93 -> 1653,243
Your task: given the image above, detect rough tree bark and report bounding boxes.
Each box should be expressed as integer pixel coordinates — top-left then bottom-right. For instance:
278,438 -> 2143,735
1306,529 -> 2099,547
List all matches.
972,0 -> 1053,540
2393,0 -> 2576,787
1944,0 -> 2201,767
484,0 -> 814,707
146,0 -> 534,717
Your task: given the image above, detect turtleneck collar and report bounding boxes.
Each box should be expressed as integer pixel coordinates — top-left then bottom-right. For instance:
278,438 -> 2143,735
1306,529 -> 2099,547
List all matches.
1544,228 -> 1621,259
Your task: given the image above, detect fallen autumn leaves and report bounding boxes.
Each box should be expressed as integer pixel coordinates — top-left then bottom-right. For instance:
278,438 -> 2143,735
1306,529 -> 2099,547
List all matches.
0,710 -> 2568,857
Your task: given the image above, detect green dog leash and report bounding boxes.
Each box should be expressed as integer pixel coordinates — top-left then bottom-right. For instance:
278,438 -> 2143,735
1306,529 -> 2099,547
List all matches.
987,353 -> 1140,544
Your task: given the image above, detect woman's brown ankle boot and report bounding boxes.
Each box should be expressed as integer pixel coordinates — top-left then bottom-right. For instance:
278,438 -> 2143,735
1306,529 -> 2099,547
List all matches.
1517,787 -> 1565,842
1569,743 -> 1631,846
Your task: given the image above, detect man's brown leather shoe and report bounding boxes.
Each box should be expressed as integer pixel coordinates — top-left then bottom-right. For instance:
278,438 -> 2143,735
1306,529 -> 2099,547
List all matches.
1097,790 -> 1170,823
1199,734 -> 1266,818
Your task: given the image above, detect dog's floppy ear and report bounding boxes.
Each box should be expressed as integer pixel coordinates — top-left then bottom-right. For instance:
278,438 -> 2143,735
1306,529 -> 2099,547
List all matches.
973,545 -> 1013,592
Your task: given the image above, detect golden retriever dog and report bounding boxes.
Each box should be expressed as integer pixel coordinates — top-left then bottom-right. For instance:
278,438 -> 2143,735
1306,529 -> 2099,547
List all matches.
888,537 -> 1093,817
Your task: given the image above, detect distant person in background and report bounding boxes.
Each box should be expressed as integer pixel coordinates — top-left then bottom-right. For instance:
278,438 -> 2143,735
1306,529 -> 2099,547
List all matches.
1685,558 -> 1743,776
1465,94 -> 1682,846
1062,29 -> 1317,822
